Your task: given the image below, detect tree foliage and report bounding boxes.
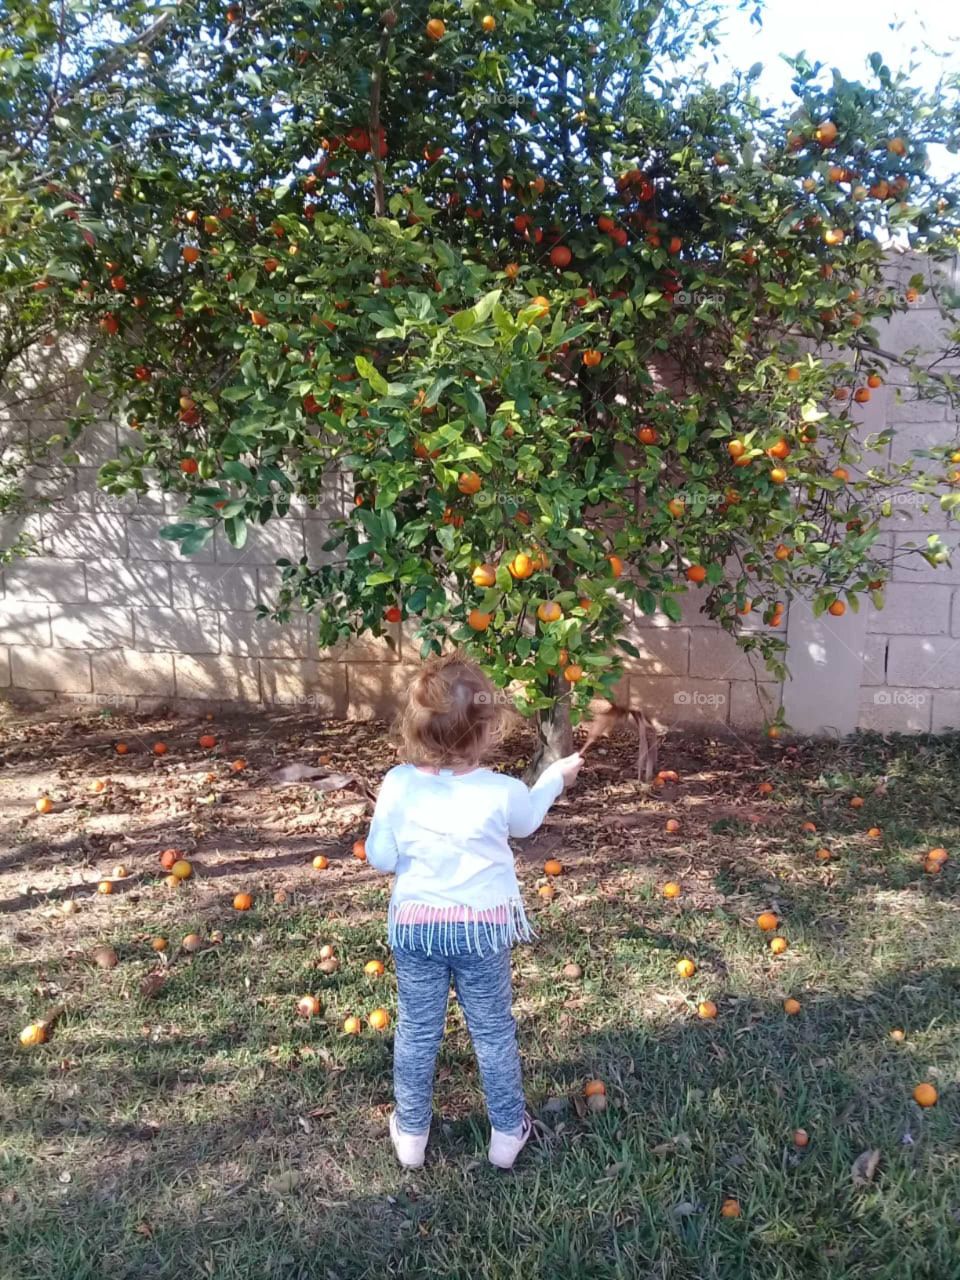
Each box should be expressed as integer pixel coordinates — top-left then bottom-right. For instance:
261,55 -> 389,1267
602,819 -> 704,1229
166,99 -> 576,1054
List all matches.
3,0 -> 960,750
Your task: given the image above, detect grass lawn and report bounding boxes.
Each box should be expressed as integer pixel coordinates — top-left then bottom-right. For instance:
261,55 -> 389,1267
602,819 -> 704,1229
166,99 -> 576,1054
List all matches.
1,706 -> 959,1280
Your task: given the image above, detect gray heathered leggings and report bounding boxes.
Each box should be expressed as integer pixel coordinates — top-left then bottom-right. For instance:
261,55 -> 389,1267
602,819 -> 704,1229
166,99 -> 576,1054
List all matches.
392,923 -> 525,1135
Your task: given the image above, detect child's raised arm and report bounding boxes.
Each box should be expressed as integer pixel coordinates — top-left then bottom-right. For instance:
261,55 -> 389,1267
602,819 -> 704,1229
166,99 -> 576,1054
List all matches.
506,753 -> 582,839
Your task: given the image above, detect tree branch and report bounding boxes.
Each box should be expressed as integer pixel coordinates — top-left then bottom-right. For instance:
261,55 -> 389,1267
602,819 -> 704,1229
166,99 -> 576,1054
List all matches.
369,19 -> 393,218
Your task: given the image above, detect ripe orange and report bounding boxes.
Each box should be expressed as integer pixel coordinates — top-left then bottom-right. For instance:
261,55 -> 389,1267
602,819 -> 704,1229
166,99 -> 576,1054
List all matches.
97,880 -> 113,895
364,959 -> 385,977
686,565 -> 707,584
867,373 -> 883,389
783,997 -> 801,1015
198,733 -> 217,749
758,782 -> 774,797
318,944 -> 336,961
662,881 -> 682,899
698,1000 -> 718,1020
550,245 -> 572,269
151,937 -> 168,952
152,742 -> 168,756
728,440 -> 746,459
913,1083 -> 938,1107
887,137 -> 907,156
171,859 -> 193,880
582,349 -> 602,368
815,120 -> 838,145
529,295 -> 550,318
165,873 -> 183,888
353,839 -> 367,861
801,821 -> 817,833
19,1023 -> 48,1047
828,600 -> 846,617
563,664 -> 584,683
481,14 -> 496,31
665,818 -> 681,834
815,848 -> 832,863
159,849 -> 179,870
538,883 -> 555,900
112,865 -> 127,879
509,552 -> 535,580
182,245 -> 200,264
849,796 -> 864,809
583,1079 -> 606,1098
343,1015 -> 362,1035
793,1128 -> 809,1147
721,1198 -> 741,1218
35,796 -> 53,814
757,912 -> 778,931
467,609 -> 492,631
823,228 -> 844,246
656,770 -> 680,784
312,855 -> 330,870
890,1028 -> 905,1042
832,467 -> 849,482
368,1007 -> 390,1031
853,387 -> 871,404
607,554 -> 624,578
676,958 -> 696,978
786,365 -> 801,382
770,936 -> 789,955
769,467 -> 788,485
297,995 -> 321,1017
927,847 -> 948,865
867,827 -> 882,838
537,601 -> 562,624
233,892 -> 253,911
767,438 -> 790,460
637,425 -> 659,446
544,859 -> 563,876
90,779 -> 108,794
472,562 -> 497,588
231,759 -> 246,772
426,17 -> 445,40
458,470 -> 482,495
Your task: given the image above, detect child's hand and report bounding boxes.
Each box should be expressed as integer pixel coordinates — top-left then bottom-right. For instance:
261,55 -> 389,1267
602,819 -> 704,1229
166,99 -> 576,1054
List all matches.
557,752 -> 584,789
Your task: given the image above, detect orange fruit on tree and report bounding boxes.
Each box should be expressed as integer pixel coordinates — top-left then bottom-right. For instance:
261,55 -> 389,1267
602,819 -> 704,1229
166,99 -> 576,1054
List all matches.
727,440 -> 746,459
544,859 -> 563,876
582,349 -> 602,368
509,552 -> 534,579
770,936 -> 789,955
481,14 -> 496,31
867,373 -> 883,388
854,387 -> 871,404
297,995 -> 321,1017
528,295 -> 550,318
364,959 -> 386,977
698,1000 -> 718,1020
832,467 -> 849,482
467,609 -> 492,631
913,1083 -> 937,1107
607,554 -> 624,578
757,911 -> 778,931
767,438 -> 790,460
783,997 -> 801,1015
662,881 -> 682,899
563,664 -> 584,683
353,839 -> 367,861
823,228 -> 844,246
472,562 -> 497,588
504,261 -> 520,279
312,855 -> 329,870
182,245 -> 200,263
721,1198 -> 741,1218
676,958 -> 696,979
368,1007 -> 391,1031
537,601 -> 562,624
550,245 -> 572,269
769,467 -> 788,485
686,565 -> 707,584
815,119 -> 838,145
638,426 -> 659,445
786,365 -> 801,382
667,497 -> 685,517
35,796 -> 54,814
426,17 -> 445,39
233,893 -> 253,911
171,859 -> 193,880
828,600 -> 846,617
583,1079 -> 606,1098
887,137 -> 907,156
458,470 -> 482,495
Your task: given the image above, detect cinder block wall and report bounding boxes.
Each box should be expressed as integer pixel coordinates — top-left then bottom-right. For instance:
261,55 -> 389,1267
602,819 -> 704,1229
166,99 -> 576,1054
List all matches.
1,252 -> 958,736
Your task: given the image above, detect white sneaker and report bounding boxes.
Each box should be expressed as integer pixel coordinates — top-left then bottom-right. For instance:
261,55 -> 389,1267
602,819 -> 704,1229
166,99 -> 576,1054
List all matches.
389,1111 -> 429,1169
488,1112 -> 533,1170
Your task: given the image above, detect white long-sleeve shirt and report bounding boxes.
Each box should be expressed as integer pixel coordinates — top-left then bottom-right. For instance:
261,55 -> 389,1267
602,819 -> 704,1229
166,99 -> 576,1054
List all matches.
365,759 -> 567,952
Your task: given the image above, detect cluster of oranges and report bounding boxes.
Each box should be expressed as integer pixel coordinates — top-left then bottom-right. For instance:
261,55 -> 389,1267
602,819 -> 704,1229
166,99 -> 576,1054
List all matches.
296,943 -> 391,1035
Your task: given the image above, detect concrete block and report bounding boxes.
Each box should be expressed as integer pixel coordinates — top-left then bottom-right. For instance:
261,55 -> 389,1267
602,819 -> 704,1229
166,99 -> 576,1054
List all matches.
133,607 -> 219,654
11,647 -> 92,692
887,635 -> 960,690
347,661 -> 418,719
171,564 -> 258,612
932,690 -> 960,733
328,630 -> 401,663
858,686 -> 931,732
50,605 -> 132,650
219,610 -> 308,659
623,675 -> 731,732
617,625 -> 689,677
174,654 -> 260,702
44,513 -> 127,559
127,515 -> 215,564
0,604 -> 51,647
728,680 -> 781,730
891,533 -> 960,585
862,634 -> 888,686
73,420 -> 119,466
3,558 -> 87,604
0,646 -> 9,687
689,628 -> 774,682
86,559 -> 172,607
0,514 -> 43,556
90,649 -> 176,696
259,659 -> 348,716
214,520 -> 305,565
866,583 -> 952,635
630,589 -> 710,630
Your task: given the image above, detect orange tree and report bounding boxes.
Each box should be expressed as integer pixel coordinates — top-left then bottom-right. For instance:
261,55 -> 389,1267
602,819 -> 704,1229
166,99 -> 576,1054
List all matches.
6,0 -> 960,769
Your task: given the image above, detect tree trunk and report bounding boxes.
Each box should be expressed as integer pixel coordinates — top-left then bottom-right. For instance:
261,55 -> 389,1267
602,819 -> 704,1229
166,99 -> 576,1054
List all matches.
525,690 -> 574,783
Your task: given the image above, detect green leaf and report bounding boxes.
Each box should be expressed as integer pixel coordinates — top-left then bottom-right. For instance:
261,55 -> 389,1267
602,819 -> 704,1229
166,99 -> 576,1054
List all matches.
660,594 -> 682,623
223,515 -> 247,548
366,570 -> 395,586
235,268 -> 258,296
463,382 -> 487,427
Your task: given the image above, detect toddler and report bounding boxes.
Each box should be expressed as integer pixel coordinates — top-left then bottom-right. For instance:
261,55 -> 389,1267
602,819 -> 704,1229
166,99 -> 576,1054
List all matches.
365,654 -> 582,1170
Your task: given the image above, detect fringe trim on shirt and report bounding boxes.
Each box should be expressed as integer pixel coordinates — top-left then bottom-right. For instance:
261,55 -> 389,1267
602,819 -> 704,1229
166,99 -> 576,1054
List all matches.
388,898 -> 534,956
